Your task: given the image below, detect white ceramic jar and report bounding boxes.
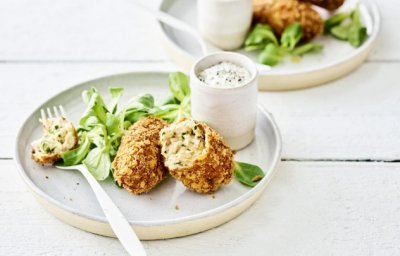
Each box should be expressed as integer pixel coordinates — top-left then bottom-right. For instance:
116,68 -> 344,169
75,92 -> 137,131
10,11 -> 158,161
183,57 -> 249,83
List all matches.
197,0 -> 253,50
190,52 -> 258,150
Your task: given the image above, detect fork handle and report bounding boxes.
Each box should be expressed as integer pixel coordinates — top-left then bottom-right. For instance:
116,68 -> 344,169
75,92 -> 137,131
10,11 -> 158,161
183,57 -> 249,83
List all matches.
77,165 -> 147,256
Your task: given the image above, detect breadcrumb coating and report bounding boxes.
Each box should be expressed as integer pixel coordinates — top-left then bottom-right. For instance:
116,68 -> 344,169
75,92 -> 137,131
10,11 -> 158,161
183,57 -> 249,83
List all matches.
112,116 -> 168,195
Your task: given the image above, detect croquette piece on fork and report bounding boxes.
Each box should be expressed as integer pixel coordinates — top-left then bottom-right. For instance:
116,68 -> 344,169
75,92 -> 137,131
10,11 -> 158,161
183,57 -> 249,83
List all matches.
32,116 -> 78,165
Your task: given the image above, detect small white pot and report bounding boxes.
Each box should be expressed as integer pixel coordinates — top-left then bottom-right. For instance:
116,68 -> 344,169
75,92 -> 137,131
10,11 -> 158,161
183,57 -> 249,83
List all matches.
190,52 -> 258,150
197,0 -> 252,50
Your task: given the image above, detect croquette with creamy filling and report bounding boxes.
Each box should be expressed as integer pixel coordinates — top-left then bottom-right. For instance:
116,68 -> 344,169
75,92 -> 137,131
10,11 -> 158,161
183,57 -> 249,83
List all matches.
160,118 -> 234,194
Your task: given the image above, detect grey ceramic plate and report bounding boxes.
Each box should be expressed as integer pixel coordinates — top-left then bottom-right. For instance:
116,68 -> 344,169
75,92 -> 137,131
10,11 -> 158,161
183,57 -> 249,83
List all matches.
14,71 -> 281,240
158,0 -> 380,90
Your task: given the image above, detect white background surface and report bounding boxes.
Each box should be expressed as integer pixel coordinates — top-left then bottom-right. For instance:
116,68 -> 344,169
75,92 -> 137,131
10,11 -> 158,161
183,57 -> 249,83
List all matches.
1,0 -> 400,255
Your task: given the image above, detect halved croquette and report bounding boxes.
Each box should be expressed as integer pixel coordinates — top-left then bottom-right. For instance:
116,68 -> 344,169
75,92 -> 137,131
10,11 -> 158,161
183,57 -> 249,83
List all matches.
160,118 -> 235,193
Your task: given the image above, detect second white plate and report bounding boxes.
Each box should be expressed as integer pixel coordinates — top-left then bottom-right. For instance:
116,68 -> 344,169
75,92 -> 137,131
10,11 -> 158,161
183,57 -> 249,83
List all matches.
157,0 -> 380,91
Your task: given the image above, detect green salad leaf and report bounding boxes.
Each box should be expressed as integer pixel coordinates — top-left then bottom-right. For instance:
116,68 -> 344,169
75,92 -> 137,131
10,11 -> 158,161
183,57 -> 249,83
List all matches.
81,88 -> 108,126
331,24 -> 351,40
244,24 -> 278,51
349,26 -> 367,47
61,134 -> 90,166
291,43 -> 324,56
280,22 -> 303,51
324,12 -> 351,34
168,72 -> 190,102
136,93 -> 155,108
325,5 -> 368,47
108,87 -> 124,114
83,147 -> 111,181
258,43 -> 285,66
245,21 -> 322,66
160,95 -> 179,105
348,7 -> 368,47
153,104 -> 180,123
234,162 -> 265,187
164,71 -> 191,119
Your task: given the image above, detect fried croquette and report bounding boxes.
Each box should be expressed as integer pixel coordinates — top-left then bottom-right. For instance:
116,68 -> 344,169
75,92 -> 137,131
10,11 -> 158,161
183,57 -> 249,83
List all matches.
112,116 -> 168,195
160,118 -> 234,194
253,0 -> 324,41
32,116 -> 78,165
300,0 -> 345,11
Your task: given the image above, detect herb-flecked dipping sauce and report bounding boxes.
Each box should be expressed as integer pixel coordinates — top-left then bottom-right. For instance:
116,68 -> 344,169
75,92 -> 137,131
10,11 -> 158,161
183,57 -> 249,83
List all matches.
197,61 -> 251,88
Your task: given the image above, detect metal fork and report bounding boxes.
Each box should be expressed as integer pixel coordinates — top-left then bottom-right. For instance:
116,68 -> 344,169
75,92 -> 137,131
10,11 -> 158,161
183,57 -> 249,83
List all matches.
41,106 -> 146,256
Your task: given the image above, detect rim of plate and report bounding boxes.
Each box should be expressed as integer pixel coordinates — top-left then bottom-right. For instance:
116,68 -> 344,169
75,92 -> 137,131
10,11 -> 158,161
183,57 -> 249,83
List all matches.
14,70 -> 282,227
157,0 -> 380,76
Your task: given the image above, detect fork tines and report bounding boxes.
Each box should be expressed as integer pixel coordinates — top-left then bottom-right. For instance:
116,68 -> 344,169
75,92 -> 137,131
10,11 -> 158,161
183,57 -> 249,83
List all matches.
39,105 -> 67,122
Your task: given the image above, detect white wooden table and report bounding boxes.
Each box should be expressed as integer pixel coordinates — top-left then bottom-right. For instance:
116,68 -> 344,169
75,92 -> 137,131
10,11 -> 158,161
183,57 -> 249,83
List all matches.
1,0 -> 400,255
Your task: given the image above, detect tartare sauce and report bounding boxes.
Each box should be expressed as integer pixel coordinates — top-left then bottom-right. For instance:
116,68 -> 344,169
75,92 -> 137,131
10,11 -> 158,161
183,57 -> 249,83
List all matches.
198,61 -> 251,88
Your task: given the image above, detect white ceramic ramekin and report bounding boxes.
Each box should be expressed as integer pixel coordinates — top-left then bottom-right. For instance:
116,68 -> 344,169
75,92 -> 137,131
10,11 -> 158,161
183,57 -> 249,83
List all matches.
197,0 -> 252,50
190,52 -> 258,150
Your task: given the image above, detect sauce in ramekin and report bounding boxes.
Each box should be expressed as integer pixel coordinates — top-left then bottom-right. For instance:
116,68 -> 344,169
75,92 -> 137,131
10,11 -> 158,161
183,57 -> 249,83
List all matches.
197,61 -> 251,88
